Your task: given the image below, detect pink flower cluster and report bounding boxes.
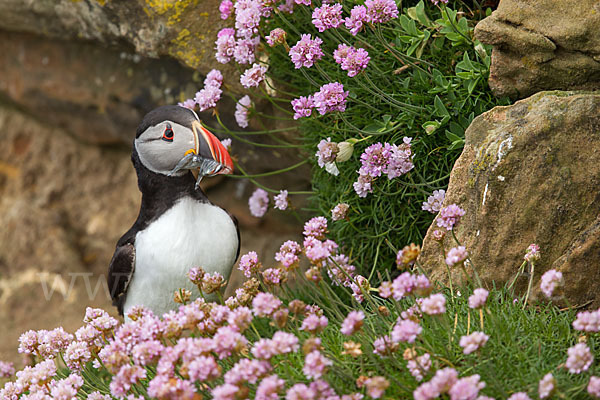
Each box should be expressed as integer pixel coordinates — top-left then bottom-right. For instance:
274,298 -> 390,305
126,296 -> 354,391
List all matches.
436,204 -> 466,230
422,189 -> 445,213
179,69 -> 224,112
333,44 -> 370,77
291,82 -> 348,119
312,3 -> 343,32
378,272 -> 431,301
289,34 -> 324,69
540,269 -> 563,298
354,138 -> 414,197
573,308 -> 600,332
459,331 -> 489,354
249,187 -> 269,217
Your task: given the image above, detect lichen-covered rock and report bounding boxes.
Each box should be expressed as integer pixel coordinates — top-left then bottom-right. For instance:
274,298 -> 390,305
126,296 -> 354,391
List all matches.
0,0 -> 228,72
418,91 -> 600,307
475,0 -> 600,99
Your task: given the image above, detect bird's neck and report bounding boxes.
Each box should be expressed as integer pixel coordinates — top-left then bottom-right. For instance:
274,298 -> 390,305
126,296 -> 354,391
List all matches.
131,149 -> 209,221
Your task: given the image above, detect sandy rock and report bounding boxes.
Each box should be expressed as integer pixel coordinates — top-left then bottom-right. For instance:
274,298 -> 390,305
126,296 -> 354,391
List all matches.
418,91 -> 600,307
475,0 -> 600,99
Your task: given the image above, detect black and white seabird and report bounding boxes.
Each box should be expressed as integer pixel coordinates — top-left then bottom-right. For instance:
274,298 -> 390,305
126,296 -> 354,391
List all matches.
108,105 -> 240,317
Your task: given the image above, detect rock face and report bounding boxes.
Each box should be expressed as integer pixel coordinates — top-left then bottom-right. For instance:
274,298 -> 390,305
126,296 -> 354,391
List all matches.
0,0 -> 228,73
418,91 -> 600,307
475,0 -> 600,99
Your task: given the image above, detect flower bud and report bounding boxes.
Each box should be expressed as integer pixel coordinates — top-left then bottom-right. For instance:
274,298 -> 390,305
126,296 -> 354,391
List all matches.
336,141 -> 355,162
174,288 -> 191,304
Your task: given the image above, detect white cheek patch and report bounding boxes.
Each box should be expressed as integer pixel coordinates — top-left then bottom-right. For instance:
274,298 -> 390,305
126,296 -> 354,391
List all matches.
135,122 -> 196,175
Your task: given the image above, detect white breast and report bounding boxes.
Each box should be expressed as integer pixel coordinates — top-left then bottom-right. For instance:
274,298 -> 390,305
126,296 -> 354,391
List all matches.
124,197 -> 238,317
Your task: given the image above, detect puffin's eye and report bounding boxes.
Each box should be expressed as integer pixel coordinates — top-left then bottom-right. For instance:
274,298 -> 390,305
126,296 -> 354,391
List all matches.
162,125 -> 174,142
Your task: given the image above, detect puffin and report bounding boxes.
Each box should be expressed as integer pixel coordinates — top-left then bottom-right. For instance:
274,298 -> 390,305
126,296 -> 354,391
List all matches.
108,105 -> 240,317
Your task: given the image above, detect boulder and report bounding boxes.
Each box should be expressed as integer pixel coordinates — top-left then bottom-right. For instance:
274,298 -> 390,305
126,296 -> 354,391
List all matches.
418,91 -> 600,307
475,0 -> 600,99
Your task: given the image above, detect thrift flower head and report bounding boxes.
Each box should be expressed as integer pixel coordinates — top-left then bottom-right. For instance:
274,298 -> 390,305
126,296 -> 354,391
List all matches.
407,353 -> 431,381
312,3 -> 343,32
341,311 -> 365,335
239,251 -> 261,278
266,28 -> 287,46
540,269 -> 563,298
588,376 -> 600,398
437,204 -> 466,230
459,331 -> 489,354
205,69 -> 224,88
0,361 -> 15,378
353,173 -> 373,197
446,246 -> 468,267
365,0 -> 399,23
359,142 -> 392,178
303,216 -> 328,239
396,243 -> 420,268
392,319 -> 422,343
384,138 -> 414,178
573,309 -> 600,332
249,188 -> 269,217
364,376 -> 389,399
316,138 -> 339,167
345,5 -> 367,35
220,0 -> 233,19
538,372 -> 556,399
215,28 -> 236,63
256,375 -> 285,400
331,203 -> 349,221
431,367 -> 459,394
507,393 -> 532,400
566,343 -> 593,374
301,314 -> 328,334
234,37 -> 259,64
240,63 -> 267,88
524,243 -> 541,262
289,34 -> 324,68
448,374 -> 485,400
334,45 -> 370,77
274,190 -> 289,210
422,189 -> 445,213
262,268 -> 286,285
252,292 -> 282,317
195,86 -> 222,112
421,293 -> 446,315
275,240 -> 302,269
303,351 -> 332,379
235,95 -> 252,128
291,96 -> 314,119
313,82 -> 348,114
468,288 -> 489,309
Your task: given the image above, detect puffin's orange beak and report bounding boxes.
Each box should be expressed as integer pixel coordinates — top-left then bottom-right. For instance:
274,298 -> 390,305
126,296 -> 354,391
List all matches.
191,120 -> 234,175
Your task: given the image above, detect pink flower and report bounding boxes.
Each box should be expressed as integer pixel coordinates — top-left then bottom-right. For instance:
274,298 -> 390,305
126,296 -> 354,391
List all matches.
239,251 -> 260,278
286,383 -> 316,400
573,309 -> 600,332
421,293 -> 446,315
303,216 -> 328,239
588,376 -> 600,398
459,332 -> 489,355
373,335 -> 398,358
0,361 -> 14,378
422,189 -> 445,213
240,63 -> 268,88
234,37 -> 259,64
407,353 -> 431,381
262,268 -> 286,285
391,319 -> 422,343
364,376 -> 389,399
414,381 -> 440,400
353,173 -> 373,197
213,326 -> 248,359
64,341 -> 92,370
468,288 -> 489,309
341,311 -> 365,335
195,85 -> 222,112
507,393 -> 532,400
289,34 -> 324,68
225,358 -> 272,385
227,306 -> 253,332
365,0 -> 399,23
524,244 -> 540,262
345,5 -> 367,35
266,28 -> 287,46
220,0 -> 233,19
313,82 -> 348,114
291,96 -> 314,119
430,367 -> 458,394
215,28 -> 236,63
212,383 -> 240,400
312,3 -> 343,32
331,203 -> 349,221
301,314 -> 328,334
448,374 -> 485,400
274,190 -> 289,210
275,240 -> 302,269
235,95 -> 252,128
540,269 -> 563,298
110,365 -> 147,398
437,204 -> 466,230
201,72 -> 223,94
316,138 -> 339,168
303,351 -> 332,379
256,375 -> 285,400
252,292 -> 282,317
132,340 -> 163,366
249,188 -> 269,217
334,45 -> 370,77
187,355 -> 221,381
566,343 -> 593,374
538,373 -> 555,399
148,375 -> 197,399
446,246 -> 468,266
391,272 -> 416,300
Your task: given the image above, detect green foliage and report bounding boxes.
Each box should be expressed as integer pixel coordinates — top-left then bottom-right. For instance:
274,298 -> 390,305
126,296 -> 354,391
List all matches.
262,0 -> 509,278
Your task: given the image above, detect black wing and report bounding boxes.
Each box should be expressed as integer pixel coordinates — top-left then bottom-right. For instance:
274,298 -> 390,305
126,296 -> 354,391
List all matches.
108,243 -> 135,316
